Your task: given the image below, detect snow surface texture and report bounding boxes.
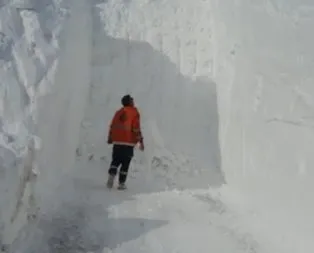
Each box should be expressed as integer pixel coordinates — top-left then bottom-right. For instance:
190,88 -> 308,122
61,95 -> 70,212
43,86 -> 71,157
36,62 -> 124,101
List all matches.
13,2 -> 258,252
211,0 -> 314,251
0,0 -> 68,246
1,0 -> 314,252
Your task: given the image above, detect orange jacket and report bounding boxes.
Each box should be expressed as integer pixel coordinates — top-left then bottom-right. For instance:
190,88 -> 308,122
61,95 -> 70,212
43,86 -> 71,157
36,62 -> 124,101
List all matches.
108,106 -> 143,146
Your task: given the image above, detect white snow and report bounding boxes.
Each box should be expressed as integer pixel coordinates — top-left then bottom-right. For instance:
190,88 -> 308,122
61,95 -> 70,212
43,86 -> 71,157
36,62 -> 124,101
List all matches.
211,0 -> 314,251
0,0 -> 313,252
0,0 -> 68,246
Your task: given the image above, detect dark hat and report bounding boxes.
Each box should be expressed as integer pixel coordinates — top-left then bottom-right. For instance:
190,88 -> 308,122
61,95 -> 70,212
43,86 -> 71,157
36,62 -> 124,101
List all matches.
121,94 -> 133,106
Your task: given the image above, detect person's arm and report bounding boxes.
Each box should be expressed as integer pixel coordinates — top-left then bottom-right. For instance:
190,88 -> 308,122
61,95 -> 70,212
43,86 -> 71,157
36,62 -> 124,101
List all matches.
107,112 -> 117,144
132,110 -> 144,150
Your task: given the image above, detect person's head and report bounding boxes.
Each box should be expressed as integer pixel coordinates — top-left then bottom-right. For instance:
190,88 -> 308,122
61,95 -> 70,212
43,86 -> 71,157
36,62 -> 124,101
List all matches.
121,94 -> 134,107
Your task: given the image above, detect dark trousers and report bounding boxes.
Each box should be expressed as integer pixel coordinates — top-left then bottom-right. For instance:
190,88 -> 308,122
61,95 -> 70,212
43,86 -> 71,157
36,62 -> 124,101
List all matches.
108,144 -> 134,184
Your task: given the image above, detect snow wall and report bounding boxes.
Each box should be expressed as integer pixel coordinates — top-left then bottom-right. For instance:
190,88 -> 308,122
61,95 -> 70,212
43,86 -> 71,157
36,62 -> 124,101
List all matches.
0,0 -> 69,246
211,0 -> 314,250
81,0 -> 224,191
0,0 -> 313,251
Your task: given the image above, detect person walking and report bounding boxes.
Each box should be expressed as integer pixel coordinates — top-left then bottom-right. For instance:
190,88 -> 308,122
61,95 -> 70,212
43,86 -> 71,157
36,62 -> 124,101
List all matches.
106,95 -> 144,190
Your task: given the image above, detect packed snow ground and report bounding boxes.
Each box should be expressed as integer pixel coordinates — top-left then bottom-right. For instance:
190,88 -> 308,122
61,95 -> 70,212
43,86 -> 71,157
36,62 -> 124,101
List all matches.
1,0 -> 314,252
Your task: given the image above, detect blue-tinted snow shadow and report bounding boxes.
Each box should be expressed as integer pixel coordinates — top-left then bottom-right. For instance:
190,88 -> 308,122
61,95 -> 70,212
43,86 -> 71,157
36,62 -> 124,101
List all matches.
11,175 -> 167,253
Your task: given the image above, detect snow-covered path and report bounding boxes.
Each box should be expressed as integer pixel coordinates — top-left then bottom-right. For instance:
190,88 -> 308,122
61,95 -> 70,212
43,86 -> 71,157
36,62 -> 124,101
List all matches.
10,0 -> 281,252
28,0 -> 264,252
44,157 -> 260,253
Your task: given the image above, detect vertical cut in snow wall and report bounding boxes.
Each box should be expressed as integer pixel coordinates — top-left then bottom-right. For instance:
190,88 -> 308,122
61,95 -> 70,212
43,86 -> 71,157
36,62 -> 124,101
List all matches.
211,0 -> 314,251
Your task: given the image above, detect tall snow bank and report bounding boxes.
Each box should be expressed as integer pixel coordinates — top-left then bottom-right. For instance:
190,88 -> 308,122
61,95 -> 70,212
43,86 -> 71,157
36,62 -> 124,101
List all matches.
0,0 -> 68,246
90,0 -> 222,181
211,0 -> 314,251
31,0 -> 92,212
